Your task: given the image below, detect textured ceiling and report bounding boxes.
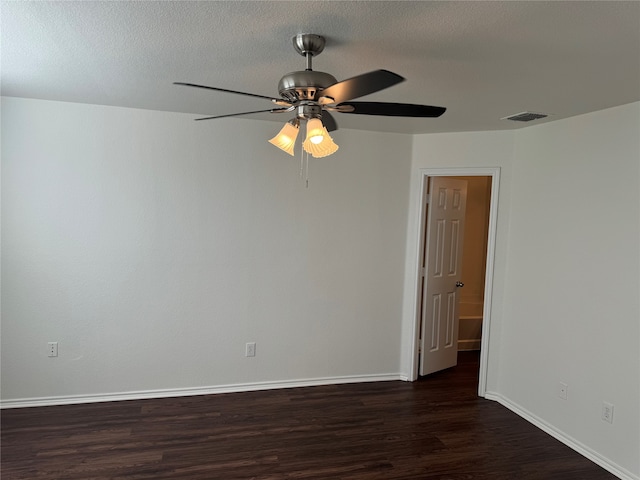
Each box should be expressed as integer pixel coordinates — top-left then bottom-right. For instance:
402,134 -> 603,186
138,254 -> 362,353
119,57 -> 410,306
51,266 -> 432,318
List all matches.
2,1 -> 639,134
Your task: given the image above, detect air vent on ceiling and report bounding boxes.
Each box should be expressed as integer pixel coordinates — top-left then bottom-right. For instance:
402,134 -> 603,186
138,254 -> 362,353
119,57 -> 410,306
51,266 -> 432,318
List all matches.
502,111 -> 549,122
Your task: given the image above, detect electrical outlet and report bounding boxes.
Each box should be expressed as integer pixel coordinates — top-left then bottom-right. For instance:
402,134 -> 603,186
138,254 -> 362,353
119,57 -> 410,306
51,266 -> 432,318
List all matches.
558,382 -> 568,400
48,342 -> 58,357
245,342 -> 256,357
602,402 -> 614,424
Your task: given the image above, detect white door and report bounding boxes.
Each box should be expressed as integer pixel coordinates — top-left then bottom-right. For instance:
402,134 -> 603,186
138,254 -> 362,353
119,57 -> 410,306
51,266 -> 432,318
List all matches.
419,177 -> 468,376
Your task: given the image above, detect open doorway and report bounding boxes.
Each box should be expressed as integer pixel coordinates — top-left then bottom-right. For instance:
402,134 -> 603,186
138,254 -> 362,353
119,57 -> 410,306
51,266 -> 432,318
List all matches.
449,176 -> 491,353
409,168 -> 500,397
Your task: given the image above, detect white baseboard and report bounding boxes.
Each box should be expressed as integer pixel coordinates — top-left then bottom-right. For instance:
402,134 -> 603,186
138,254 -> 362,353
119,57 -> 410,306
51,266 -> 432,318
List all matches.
0,373 -> 402,409
484,392 -> 639,480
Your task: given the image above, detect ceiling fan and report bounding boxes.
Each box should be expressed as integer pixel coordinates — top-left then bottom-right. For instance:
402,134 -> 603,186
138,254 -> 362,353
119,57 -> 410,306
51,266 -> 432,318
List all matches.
175,34 -> 446,158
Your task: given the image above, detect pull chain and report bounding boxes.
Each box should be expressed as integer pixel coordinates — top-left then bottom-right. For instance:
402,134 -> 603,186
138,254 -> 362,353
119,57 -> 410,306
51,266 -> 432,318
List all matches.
299,145 -> 304,179
299,146 -> 310,188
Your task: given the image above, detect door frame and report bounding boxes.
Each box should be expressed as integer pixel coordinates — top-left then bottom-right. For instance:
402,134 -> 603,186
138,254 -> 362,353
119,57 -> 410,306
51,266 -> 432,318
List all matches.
408,167 -> 500,397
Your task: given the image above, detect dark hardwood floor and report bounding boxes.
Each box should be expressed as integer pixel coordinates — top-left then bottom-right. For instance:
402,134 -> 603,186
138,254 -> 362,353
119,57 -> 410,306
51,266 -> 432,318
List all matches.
1,352 -> 616,479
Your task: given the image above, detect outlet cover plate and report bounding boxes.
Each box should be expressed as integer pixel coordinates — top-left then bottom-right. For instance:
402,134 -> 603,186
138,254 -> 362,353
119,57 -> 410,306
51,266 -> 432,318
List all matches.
558,382 -> 568,400
602,402 -> 614,424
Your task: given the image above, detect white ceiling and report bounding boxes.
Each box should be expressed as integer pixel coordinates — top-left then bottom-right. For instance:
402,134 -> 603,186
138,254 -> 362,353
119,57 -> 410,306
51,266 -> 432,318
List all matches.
2,1 -> 639,134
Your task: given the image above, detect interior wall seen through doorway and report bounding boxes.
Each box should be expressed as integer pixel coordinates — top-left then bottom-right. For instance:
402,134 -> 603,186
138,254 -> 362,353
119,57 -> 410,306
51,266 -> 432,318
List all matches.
450,176 -> 491,349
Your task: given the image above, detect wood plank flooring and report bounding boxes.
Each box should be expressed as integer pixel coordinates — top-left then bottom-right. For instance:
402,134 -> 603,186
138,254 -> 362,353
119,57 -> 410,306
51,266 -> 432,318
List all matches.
1,352 -> 617,479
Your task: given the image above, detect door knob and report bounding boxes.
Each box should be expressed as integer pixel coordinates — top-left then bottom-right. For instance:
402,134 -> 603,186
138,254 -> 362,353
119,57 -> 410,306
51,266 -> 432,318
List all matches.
456,281 -> 464,288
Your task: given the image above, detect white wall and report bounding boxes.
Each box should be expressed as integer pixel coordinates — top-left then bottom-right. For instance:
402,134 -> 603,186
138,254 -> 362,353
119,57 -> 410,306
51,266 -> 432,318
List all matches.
499,102 -> 640,478
402,129 -> 515,387
407,102 -> 639,479
1,97 -> 412,402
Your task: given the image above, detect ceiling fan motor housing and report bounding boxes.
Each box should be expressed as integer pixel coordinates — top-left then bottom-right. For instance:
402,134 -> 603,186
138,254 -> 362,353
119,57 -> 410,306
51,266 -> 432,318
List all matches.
278,70 -> 337,102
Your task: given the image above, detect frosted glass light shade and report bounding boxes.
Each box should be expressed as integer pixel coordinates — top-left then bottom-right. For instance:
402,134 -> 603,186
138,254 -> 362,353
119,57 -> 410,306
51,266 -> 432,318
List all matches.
303,127 -> 339,158
305,118 -> 325,144
268,121 -> 299,156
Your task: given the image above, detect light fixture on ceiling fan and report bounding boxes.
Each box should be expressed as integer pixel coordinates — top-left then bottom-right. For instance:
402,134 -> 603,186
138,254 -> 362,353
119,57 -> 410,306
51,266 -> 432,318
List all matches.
175,33 -> 446,159
269,117 -> 338,158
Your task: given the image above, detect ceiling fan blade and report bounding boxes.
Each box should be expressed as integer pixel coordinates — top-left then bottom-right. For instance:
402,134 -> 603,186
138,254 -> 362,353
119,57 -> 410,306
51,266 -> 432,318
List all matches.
174,82 -> 283,103
316,70 -> 405,104
195,108 -> 291,121
336,102 -> 446,117
322,111 -> 338,132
